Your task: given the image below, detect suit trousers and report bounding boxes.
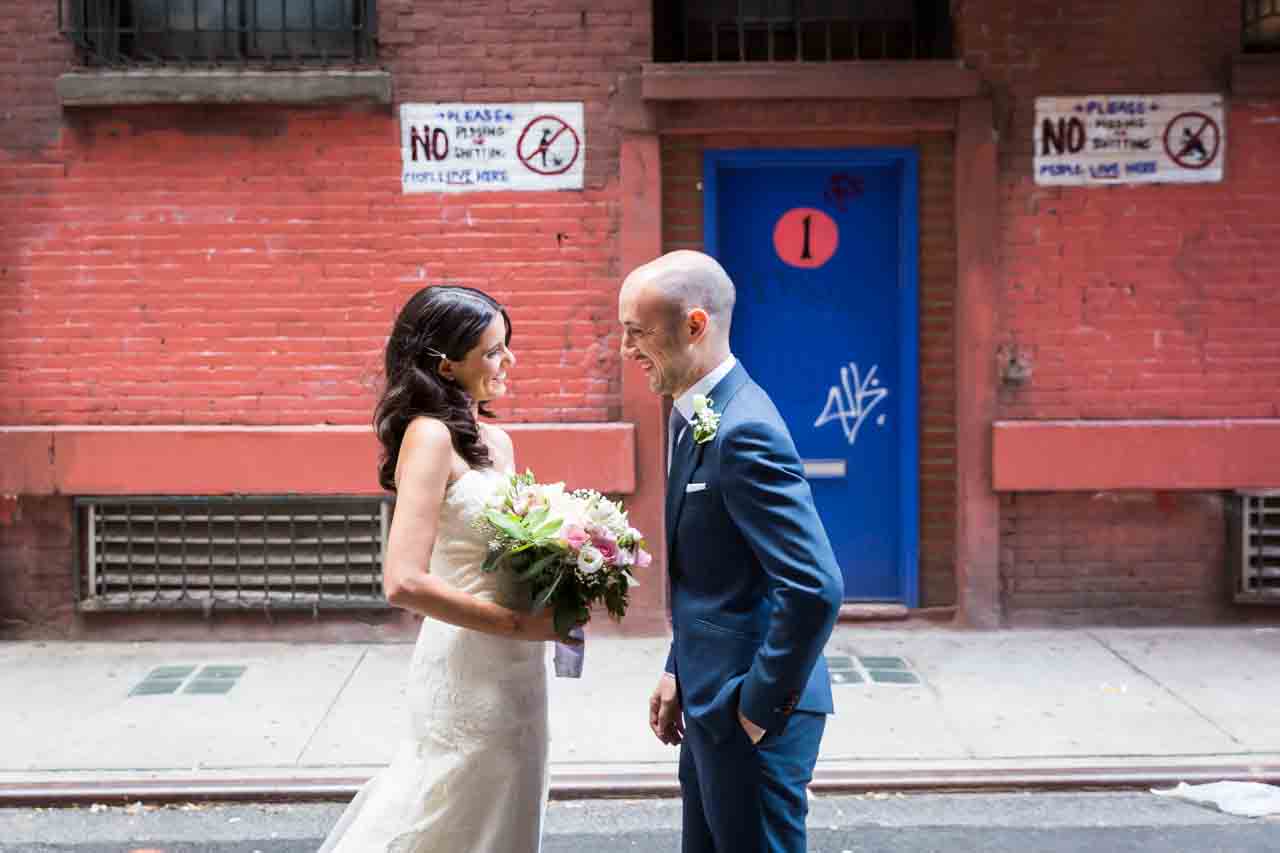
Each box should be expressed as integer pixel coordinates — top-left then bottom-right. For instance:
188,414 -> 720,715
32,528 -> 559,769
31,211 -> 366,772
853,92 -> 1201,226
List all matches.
678,710 -> 825,853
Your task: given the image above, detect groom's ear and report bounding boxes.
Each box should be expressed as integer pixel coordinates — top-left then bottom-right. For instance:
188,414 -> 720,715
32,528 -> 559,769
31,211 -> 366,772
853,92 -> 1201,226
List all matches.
687,308 -> 710,341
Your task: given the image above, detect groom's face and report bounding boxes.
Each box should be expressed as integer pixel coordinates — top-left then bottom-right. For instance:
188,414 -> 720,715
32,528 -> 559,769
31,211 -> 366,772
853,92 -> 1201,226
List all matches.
619,280 -> 693,397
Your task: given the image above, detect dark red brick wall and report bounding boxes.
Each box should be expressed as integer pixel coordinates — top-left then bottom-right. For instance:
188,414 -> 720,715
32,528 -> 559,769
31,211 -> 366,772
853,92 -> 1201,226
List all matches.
962,1 -> 1280,623
1000,491 -> 1236,627
0,496 -> 76,638
660,121 -> 958,608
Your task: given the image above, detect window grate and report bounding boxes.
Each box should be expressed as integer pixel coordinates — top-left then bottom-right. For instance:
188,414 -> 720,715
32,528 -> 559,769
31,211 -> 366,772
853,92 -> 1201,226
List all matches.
1244,0 -> 1280,52
654,0 -> 953,63
1231,491 -> 1280,604
58,0 -> 377,68
76,496 -> 391,612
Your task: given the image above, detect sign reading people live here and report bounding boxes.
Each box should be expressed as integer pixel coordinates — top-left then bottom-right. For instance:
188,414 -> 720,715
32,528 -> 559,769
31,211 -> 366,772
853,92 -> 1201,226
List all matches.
1034,94 -> 1224,186
400,103 -> 584,193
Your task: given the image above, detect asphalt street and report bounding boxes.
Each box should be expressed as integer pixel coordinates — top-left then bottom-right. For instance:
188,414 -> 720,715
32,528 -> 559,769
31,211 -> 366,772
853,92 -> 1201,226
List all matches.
1,791 -> 1277,852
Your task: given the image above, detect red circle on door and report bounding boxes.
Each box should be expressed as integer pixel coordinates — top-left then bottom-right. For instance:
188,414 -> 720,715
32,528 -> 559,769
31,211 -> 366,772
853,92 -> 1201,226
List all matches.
773,208 -> 838,269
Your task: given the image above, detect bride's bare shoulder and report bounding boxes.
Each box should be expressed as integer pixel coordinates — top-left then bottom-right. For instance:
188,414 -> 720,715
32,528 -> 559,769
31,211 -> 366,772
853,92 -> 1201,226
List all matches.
402,416 -> 452,453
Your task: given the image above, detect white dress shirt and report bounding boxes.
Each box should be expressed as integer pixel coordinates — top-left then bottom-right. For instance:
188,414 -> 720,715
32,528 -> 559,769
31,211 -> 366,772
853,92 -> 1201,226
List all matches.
668,354 -> 737,469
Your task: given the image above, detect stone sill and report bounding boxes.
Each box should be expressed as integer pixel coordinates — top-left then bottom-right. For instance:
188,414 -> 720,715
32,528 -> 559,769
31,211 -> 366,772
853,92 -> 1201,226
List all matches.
0,423 -> 636,496
640,61 -> 982,101
56,69 -> 392,107
1232,53 -> 1280,97
992,419 -> 1280,492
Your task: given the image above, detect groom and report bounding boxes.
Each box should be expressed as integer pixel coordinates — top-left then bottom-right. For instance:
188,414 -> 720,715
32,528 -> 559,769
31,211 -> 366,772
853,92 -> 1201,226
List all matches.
619,250 -> 844,852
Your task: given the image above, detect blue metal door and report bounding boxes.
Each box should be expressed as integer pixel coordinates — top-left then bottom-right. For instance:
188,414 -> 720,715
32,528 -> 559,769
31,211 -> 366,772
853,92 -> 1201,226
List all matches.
705,149 -> 919,604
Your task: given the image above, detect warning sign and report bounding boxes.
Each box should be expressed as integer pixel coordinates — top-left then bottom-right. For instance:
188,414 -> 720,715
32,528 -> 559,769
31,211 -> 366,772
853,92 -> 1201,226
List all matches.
1034,94 -> 1224,186
400,103 -> 585,193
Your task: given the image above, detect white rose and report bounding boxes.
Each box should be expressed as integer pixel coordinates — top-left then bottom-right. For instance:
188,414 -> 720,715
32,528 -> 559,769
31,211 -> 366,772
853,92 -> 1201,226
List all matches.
692,394 -> 711,415
577,544 -> 604,574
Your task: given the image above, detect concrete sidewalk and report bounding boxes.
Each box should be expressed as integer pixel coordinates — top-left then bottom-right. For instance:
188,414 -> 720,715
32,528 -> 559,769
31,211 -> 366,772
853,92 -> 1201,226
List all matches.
2,626 -> 1279,802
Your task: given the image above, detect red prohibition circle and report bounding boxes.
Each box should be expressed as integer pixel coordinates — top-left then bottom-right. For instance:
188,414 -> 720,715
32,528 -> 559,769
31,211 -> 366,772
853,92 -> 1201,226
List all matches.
516,115 -> 581,176
1162,111 -> 1221,171
773,208 -> 838,269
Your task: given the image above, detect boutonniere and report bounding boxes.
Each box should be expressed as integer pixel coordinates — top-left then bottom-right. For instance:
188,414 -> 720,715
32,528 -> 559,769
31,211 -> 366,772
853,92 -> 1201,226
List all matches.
691,394 -> 721,444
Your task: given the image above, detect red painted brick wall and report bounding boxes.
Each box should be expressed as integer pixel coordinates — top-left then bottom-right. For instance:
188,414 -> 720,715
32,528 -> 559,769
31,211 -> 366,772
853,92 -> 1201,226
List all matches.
0,2 -> 648,637
962,1 -> 1280,622
1,1 -> 650,428
660,121 -> 958,608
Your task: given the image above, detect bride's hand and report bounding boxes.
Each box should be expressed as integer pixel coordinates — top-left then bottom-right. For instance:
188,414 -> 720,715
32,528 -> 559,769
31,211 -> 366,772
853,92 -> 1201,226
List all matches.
513,608 -> 584,643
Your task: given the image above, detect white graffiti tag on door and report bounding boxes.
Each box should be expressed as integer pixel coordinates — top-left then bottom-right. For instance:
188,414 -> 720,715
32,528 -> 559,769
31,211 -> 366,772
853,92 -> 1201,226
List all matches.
814,362 -> 889,445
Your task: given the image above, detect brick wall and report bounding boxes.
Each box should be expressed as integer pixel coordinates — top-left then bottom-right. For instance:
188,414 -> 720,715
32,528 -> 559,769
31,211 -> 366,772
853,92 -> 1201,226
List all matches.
0,2 -> 649,636
1,1 -> 650,428
0,496 -> 76,637
1000,491 -> 1232,626
962,0 -> 1280,623
959,0 -> 1280,420
660,118 -> 958,608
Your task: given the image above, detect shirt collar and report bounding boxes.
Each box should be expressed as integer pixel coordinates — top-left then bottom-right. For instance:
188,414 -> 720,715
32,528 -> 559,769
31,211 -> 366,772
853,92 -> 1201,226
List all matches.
673,354 -> 737,423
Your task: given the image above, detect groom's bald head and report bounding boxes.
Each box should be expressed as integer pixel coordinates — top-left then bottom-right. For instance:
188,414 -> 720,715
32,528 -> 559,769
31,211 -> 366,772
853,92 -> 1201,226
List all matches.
618,250 -> 736,397
623,250 -> 736,338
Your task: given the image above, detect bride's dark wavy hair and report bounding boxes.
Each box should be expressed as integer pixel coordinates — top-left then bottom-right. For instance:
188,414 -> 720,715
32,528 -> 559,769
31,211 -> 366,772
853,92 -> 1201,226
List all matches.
374,285 -> 512,492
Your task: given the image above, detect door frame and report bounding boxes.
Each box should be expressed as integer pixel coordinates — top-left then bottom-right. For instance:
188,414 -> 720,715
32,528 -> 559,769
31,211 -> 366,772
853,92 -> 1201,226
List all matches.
702,147 -> 920,607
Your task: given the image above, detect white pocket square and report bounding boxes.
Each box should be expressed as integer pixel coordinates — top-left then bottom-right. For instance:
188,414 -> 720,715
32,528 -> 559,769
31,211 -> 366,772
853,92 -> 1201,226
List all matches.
685,483 -> 707,493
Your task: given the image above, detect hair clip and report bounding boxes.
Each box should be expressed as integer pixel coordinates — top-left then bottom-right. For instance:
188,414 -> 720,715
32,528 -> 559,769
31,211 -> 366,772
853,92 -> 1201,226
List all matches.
422,346 -> 447,360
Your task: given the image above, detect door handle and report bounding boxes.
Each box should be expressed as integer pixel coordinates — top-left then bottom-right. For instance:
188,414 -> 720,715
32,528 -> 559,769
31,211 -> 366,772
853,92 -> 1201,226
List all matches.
802,459 -> 847,479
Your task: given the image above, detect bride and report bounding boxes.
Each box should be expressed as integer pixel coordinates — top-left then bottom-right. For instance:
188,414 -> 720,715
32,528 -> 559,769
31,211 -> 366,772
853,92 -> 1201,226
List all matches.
319,285 -> 578,853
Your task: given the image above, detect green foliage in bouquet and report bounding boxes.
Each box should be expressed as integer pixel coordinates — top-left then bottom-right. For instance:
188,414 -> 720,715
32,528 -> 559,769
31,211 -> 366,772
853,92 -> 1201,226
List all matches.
478,470 -> 650,641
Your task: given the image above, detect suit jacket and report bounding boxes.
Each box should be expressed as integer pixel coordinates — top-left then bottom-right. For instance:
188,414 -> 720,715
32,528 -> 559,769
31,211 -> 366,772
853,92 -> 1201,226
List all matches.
665,362 -> 844,742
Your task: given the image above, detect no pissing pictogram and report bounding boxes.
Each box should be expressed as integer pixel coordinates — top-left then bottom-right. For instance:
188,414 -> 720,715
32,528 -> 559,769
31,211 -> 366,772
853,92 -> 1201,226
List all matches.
517,115 -> 581,176
1162,111 -> 1221,170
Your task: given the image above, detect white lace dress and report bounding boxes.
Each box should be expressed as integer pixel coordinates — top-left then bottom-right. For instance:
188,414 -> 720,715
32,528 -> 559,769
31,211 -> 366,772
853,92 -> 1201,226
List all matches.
318,467 -> 549,853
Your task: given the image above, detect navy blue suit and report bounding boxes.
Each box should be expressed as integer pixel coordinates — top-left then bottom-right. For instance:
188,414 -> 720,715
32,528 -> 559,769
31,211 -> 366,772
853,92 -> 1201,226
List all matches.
665,362 -> 844,853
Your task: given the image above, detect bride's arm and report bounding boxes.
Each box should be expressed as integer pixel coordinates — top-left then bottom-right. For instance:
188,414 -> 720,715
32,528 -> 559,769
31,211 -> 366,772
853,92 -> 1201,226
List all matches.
382,418 -> 559,641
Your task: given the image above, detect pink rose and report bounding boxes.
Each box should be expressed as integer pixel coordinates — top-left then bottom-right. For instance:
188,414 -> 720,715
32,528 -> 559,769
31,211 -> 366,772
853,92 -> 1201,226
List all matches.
591,535 -> 619,563
560,523 -> 590,550
634,548 -> 652,568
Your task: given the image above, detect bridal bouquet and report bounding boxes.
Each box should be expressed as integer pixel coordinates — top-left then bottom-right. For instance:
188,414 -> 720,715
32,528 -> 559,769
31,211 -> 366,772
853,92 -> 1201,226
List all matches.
478,471 -> 651,642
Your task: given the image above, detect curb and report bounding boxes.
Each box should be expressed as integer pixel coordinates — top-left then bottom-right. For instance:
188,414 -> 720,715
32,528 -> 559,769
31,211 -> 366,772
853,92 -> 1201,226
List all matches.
3,758 -> 1278,806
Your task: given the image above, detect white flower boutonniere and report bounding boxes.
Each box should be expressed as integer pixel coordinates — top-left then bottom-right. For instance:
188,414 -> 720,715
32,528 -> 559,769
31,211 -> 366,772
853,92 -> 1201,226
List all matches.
691,394 -> 721,444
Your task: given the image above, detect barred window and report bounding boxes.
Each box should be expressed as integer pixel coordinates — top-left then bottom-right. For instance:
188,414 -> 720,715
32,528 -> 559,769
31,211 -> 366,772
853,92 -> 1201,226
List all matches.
60,0 -> 376,67
654,0 -> 953,63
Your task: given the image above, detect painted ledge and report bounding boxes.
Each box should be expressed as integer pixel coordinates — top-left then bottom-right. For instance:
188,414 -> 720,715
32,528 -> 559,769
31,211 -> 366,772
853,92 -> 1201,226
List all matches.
57,69 -> 392,107
640,61 -> 982,101
992,419 -> 1280,492
0,424 -> 635,497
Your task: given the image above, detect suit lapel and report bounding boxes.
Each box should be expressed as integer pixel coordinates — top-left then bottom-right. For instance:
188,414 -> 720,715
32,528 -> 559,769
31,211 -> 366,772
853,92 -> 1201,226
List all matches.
665,428 -> 699,554
664,363 -> 752,557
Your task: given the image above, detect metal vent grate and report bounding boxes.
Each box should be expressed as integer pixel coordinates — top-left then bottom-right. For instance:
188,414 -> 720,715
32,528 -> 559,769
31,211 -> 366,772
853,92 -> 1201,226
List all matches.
76,496 -> 390,611
1232,491 -> 1280,604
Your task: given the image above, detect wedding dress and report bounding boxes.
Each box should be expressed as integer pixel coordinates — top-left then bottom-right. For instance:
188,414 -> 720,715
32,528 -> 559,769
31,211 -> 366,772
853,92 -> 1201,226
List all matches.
319,467 -> 549,853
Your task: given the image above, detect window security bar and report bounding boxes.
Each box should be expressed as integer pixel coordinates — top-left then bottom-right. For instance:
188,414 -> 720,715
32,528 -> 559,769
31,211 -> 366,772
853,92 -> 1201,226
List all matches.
1243,0 -> 1280,51
655,0 -> 952,63
58,0 -> 376,67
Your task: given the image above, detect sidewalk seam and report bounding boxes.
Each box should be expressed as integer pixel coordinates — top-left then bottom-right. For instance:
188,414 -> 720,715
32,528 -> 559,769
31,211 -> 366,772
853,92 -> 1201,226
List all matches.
293,648 -> 368,767
1086,631 -> 1245,749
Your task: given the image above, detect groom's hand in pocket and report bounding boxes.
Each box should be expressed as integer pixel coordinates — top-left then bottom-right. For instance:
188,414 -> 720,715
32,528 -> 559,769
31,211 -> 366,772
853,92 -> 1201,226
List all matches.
649,673 -> 684,745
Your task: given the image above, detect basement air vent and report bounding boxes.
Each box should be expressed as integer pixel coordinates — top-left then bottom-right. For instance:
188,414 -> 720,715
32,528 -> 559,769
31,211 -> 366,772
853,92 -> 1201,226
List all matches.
76,497 -> 390,612
1231,490 -> 1280,604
